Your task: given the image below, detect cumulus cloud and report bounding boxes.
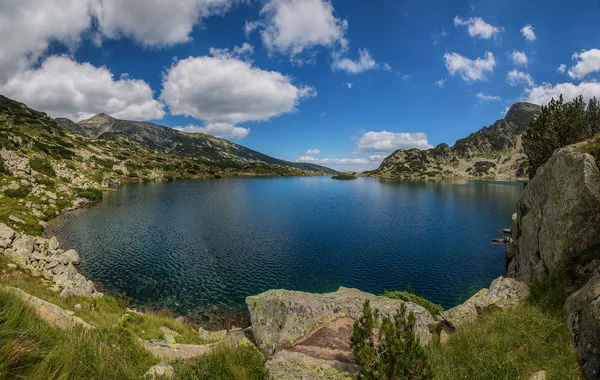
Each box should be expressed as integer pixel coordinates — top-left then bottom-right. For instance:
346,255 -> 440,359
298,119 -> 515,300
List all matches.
255,0 -> 348,58
525,82 -> 600,106
356,131 -> 432,153
507,70 -> 535,87
511,51 -> 528,67
383,63 -> 393,72
305,149 -> 321,155
557,64 -> 567,74
160,55 -> 316,139
476,93 -> 502,101
0,0 -> 94,81
0,55 -> 165,121
568,49 -> 600,79
175,123 -> 250,140
344,82 -> 353,89
520,24 -> 536,41
444,52 -> 496,82
297,156 -> 370,165
435,78 -> 447,88
332,49 -> 377,74
209,43 -> 254,60
453,16 -> 500,39
92,0 -> 237,47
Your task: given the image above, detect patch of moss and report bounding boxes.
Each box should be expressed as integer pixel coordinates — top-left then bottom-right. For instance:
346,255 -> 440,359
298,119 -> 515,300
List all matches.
383,290 -> 444,316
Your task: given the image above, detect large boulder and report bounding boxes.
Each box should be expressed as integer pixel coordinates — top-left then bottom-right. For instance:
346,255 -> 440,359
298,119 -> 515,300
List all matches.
246,287 -> 435,359
0,223 -> 16,241
507,142 -> 600,281
441,277 -> 529,332
564,271 -> 600,379
6,235 -> 35,265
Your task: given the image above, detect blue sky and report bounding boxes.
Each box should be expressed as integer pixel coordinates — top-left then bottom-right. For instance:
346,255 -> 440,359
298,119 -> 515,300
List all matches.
1,0 -> 599,171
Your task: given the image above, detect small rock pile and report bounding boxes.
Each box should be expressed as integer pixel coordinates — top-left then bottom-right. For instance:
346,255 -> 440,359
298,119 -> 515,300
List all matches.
0,222 -> 102,298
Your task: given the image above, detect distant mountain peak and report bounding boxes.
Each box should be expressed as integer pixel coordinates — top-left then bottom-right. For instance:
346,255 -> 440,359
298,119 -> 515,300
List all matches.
82,113 -> 116,123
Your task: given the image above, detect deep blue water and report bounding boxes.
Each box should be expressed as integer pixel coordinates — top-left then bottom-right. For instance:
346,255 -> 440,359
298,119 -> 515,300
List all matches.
48,177 -> 522,318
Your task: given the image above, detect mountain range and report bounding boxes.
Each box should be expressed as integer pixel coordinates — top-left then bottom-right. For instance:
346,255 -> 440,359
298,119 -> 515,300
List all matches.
55,114 -> 335,174
368,102 -> 542,179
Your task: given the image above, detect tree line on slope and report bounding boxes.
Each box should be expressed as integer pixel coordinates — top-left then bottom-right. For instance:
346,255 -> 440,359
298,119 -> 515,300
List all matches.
524,95 -> 600,178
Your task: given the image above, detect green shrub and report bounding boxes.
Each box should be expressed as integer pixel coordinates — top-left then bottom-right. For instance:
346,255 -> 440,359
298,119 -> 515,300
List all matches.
350,300 -> 431,379
524,95 -> 600,178
173,344 -> 267,380
3,187 -> 30,198
383,289 -> 443,317
35,176 -> 55,187
28,157 -> 56,177
74,188 -> 103,202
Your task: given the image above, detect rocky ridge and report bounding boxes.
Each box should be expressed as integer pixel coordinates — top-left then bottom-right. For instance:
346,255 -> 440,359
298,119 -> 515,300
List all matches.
368,102 -> 542,179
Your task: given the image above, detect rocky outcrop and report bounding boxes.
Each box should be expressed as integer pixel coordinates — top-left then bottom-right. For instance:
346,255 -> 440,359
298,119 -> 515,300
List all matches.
247,286 -> 434,379
564,271 -> 600,379
5,287 -> 93,329
440,277 -> 529,333
247,287 -> 434,357
0,223 -> 102,298
507,142 -> 600,281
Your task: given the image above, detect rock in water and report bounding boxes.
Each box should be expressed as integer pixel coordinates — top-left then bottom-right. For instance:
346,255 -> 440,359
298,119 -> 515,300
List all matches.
564,271 -> 600,380
507,142 -> 600,281
246,287 -> 435,358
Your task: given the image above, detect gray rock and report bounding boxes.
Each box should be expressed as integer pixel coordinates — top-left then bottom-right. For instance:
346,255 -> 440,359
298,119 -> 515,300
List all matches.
246,286 -> 435,358
102,173 -> 111,187
48,236 -> 60,251
508,143 -> 600,281
441,277 -> 529,332
62,249 -> 80,264
145,362 -> 175,379
9,215 -> 26,224
8,235 -> 35,265
0,223 -> 16,241
564,272 -> 600,379
528,370 -> 547,380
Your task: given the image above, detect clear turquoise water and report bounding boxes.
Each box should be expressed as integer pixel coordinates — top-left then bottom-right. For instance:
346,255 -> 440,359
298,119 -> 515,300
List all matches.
48,177 -> 522,318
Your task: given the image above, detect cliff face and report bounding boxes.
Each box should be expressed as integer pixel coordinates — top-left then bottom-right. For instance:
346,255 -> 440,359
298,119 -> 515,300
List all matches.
506,139 -> 600,379
507,142 -> 600,281
370,102 -> 542,179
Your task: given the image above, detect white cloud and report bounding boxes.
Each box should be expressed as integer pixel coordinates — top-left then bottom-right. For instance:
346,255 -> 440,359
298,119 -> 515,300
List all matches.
0,55 -> 165,121
0,0 -> 94,81
305,149 -> 322,155
175,123 -> 250,140
520,24 -> 536,41
356,131 -> 432,153
557,64 -> 567,74
435,78 -> 447,88
344,82 -> 353,89
209,43 -> 254,60
383,63 -> 393,71
525,81 -> 600,106
161,55 -> 316,125
332,48 -> 377,74
476,92 -> 502,101
297,156 -> 370,165
257,0 -> 348,58
568,49 -> 600,79
453,16 -> 500,39
511,51 -> 528,67
444,52 -> 496,82
507,70 -> 535,87
92,0 -> 237,47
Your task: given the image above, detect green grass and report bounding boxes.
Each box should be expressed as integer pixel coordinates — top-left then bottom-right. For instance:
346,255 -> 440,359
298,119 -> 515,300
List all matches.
28,157 -> 56,177
0,288 -> 156,380
581,135 -> 600,161
427,305 -> 582,380
173,343 -> 268,380
383,290 -> 444,316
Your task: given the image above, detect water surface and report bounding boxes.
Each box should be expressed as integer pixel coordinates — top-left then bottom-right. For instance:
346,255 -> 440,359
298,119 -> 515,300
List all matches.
48,177 -> 522,318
